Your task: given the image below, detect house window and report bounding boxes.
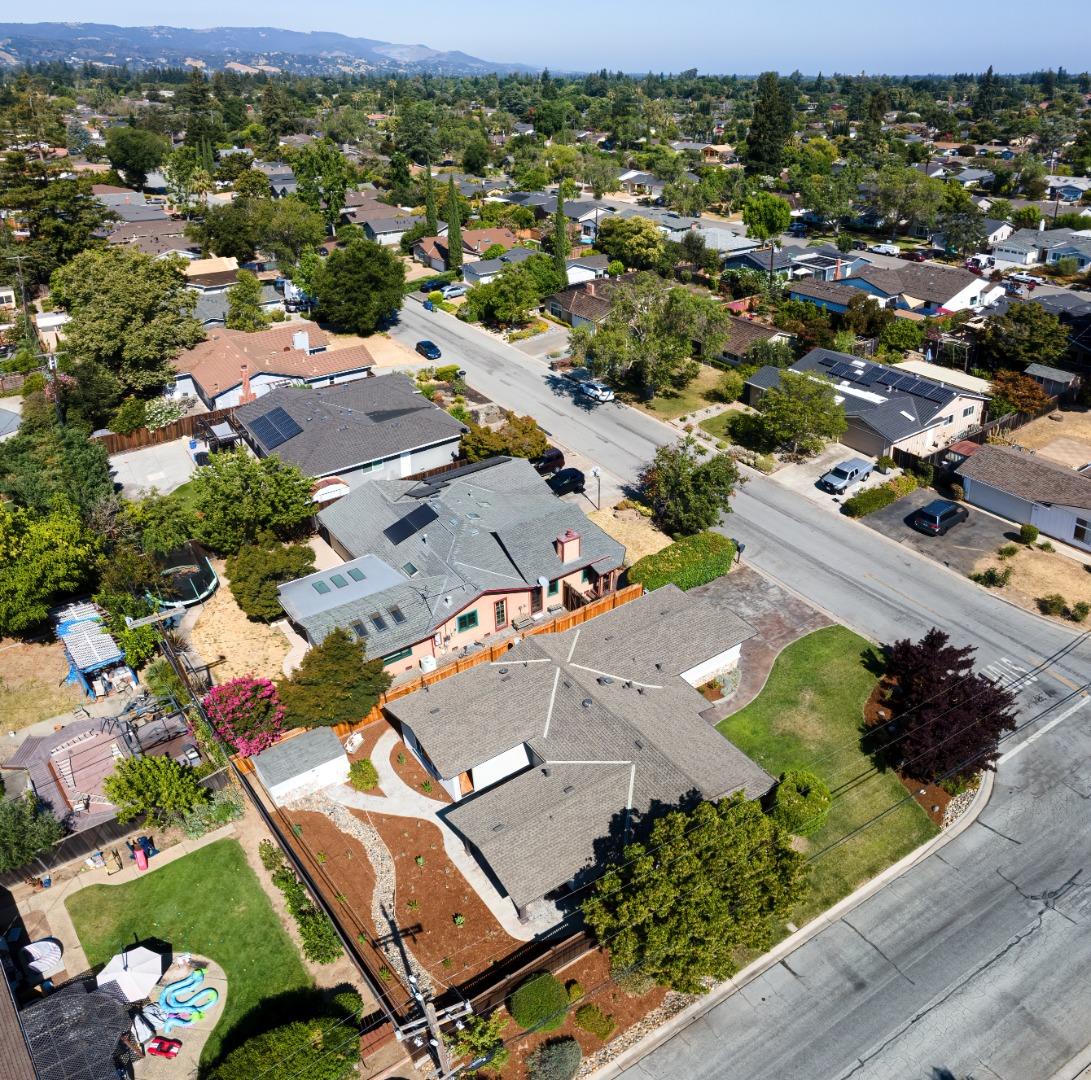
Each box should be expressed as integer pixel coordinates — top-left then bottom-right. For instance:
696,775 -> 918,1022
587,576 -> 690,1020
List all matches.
384,647 -> 412,665
494,599 -> 507,628
547,580 -> 559,597
388,605 -> 406,625
457,610 -> 479,633
1076,519 -> 1089,544
370,611 -> 388,631
943,415 -> 954,425
963,406 -> 974,417
581,568 -> 592,584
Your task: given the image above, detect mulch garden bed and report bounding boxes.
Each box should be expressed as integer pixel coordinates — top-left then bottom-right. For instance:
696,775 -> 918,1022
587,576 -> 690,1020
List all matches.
349,809 -> 517,983
389,738 -> 451,804
498,948 -> 668,1079
864,682 -> 952,827
346,720 -> 393,796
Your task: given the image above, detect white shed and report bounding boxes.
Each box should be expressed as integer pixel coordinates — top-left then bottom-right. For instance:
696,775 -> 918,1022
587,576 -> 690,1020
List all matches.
252,728 -> 349,806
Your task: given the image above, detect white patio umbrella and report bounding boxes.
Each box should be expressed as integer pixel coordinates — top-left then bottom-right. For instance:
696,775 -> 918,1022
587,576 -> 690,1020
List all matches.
96,946 -> 167,1002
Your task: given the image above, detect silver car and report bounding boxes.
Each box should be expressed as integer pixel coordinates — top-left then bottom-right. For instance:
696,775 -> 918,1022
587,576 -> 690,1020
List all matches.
577,380 -> 615,403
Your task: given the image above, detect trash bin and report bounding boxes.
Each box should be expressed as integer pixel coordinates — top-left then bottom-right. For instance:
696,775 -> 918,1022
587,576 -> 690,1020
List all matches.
423,299 -> 434,311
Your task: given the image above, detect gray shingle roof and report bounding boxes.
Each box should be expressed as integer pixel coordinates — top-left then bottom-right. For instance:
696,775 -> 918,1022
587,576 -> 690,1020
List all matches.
1025,363 -> 1080,384
959,444 -> 1091,512
386,586 -> 769,907
253,728 -> 346,789
234,374 -> 465,477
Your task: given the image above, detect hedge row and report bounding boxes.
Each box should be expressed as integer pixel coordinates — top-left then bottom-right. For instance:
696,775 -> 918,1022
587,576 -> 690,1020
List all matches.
841,474 -> 919,518
627,532 -> 737,592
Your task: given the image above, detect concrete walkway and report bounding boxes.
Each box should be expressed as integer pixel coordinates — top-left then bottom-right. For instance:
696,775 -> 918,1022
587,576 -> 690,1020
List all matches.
326,729 -> 559,940
275,619 -> 308,676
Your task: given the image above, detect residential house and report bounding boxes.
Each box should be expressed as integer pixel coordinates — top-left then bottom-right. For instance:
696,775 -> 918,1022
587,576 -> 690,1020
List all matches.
695,226 -> 760,257
462,246 -> 536,287
891,359 -> 992,398
952,167 -> 996,188
841,263 -> 1003,314
786,278 -> 871,315
282,457 -> 626,674
992,226 -> 1083,267
195,282 -> 281,328
91,185 -> 170,223
170,324 -> 374,409
34,310 -> 70,354
383,585 -> 771,917
618,207 -> 699,241
1045,235 -> 1091,273
183,255 -> 239,293
982,217 -> 1014,247
1046,176 -> 1091,202
545,279 -> 616,330
363,213 -> 426,247
724,244 -> 868,283
744,347 -> 987,457
720,317 -> 792,363
254,161 -> 298,198
233,374 -> 465,493
1024,363 -> 1081,398
413,228 -> 517,272
669,140 -> 736,165
958,445 -> 1091,553
564,254 -> 610,285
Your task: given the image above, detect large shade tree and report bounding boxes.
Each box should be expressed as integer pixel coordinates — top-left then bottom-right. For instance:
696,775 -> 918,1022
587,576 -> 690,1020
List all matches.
311,238 -> 405,334
640,437 -> 740,537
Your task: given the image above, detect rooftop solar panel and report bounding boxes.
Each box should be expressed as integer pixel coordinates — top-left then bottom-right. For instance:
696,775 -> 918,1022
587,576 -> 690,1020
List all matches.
406,504 -> 439,531
383,516 -> 416,545
266,406 -> 303,443
249,414 -> 281,449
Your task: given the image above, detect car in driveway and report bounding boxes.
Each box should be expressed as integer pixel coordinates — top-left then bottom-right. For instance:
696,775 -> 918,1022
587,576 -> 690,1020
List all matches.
419,278 -> 448,293
900,249 -> 928,262
869,243 -> 901,256
911,499 -> 969,536
531,447 -> 565,475
577,380 -> 615,403
818,457 -> 871,494
440,284 -> 467,299
546,468 -> 586,496
415,340 -> 442,360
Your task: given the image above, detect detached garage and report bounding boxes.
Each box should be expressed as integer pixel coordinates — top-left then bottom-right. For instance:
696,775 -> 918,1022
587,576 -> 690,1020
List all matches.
252,727 -> 350,806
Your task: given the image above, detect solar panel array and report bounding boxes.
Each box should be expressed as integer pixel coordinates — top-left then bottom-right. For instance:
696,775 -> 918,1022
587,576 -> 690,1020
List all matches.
249,406 -> 303,450
383,503 -> 439,545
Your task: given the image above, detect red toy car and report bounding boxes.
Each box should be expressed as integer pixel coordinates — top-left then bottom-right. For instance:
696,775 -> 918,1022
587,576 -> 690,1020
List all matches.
147,1037 -> 182,1059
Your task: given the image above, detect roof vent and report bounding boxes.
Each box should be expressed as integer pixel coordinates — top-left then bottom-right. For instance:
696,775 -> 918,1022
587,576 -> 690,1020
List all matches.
429,707 -> 440,714
597,676 -> 614,685
542,767 -> 550,777
492,823 -> 504,832
581,698 -> 593,708
636,687 -> 645,695
623,681 -> 632,689
498,667 -> 508,675
634,739 -> 643,750
654,662 -> 663,671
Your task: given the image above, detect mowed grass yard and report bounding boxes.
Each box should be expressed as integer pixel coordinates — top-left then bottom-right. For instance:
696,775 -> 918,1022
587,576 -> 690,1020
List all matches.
67,838 -> 312,1066
719,626 -> 938,924
632,364 -> 723,420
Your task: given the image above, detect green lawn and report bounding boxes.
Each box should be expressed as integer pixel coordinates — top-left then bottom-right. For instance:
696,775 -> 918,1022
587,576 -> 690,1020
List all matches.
698,411 -> 735,440
633,364 -> 723,420
718,626 -> 938,924
66,838 -> 312,1066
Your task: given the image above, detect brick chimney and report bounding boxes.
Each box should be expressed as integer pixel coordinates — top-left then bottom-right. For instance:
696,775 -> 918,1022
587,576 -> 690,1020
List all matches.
555,528 -> 581,562
834,258 -> 842,281
239,363 -> 256,404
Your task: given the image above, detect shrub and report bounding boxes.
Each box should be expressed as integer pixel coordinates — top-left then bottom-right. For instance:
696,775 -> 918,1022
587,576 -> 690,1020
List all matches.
434,364 -> 461,382
611,962 -> 657,997
144,396 -> 189,430
970,566 -> 1013,588
349,759 -> 379,791
180,787 -> 245,839
209,1013 -> 359,1080
1038,540 -> 1055,552
949,482 -> 965,501
1037,593 -> 1067,616
259,838 -> 285,872
770,769 -> 831,837
574,1003 -> 616,1040
913,462 -> 934,486
842,474 -> 920,518
728,447 -> 776,473
1019,523 -> 1039,545
526,1038 -> 581,1080
1071,601 -> 1091,623
997,544 -> 1019,558
566,980 -> 584,1003
628,532 -> 736,592
109,396 -> 148,435
203,677 -> 284,757
452,912 -> 465,926
226,539 -> 316,621
297,911 -> 344,964
509,972 -> 569,1032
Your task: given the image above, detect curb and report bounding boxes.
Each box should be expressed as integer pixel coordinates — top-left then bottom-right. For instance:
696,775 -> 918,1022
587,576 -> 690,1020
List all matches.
588,769 -> 995,1080
1049,1043 -> 1091,1080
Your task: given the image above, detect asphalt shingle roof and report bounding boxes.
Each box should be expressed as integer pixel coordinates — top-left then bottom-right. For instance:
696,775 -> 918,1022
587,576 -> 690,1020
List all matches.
959,444 -> 1091,512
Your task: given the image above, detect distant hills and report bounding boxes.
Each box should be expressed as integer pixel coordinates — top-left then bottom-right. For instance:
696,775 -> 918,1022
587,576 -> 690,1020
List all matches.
0,22 -> 536,76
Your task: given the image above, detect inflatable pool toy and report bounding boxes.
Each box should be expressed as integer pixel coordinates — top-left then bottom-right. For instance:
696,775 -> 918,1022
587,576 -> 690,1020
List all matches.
157,968 -> 220,1033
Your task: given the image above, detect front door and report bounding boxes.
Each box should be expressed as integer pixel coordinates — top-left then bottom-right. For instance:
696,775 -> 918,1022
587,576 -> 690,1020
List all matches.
530,587 -> 543,615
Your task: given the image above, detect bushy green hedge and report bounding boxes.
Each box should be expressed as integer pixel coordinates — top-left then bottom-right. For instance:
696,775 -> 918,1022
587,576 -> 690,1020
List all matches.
628,532 -> 737,592
574,1002 -> 616,1040
841,474 -> 919,518
527,1038 -> 581,1080
770,769 -> 831,837
349,759 -> 379,791
509,972 -> 568,1032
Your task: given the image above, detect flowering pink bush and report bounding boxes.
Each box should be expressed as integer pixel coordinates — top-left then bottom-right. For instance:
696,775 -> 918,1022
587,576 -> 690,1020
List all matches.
203,677 -> 284,757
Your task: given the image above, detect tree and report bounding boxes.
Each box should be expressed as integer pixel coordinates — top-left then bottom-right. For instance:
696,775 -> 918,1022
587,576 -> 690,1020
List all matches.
226,270 -> 271,332
233,167 -> 272,201
745,338 -> 796,368
104,755 -> 210,825
879,318 -> 925,354
461,412 -> 549,463
755,369 -> 846,455
446,177 -> 463,273
0,792 -> 64,872
941,210 -> 986,257
127,491 -> 196,556
595,216 -> 664,270
226,537 -> 316,620
51,248 -> 204,394
462,135 -> 490,176
203,676 -> 284,757
989,370 -> 1052,416
873,164 -> 944,239
253,197 -> 326,266
552,191 -> 571,283
312,238 -> 405,335
188,449 -> 314,554
742,192 -> 792,283
1010,205 -> 1042,230
295,139 -> 353,232
978,302 -> 1069,370
209,1014 -> 359,1080
279,629 -> 391,730
186,200 -> 260,262
447,1012 -> 509,1074
639,437 -> 739,536
423,166 -> 438,235
879,628 -> 1017,784
746,72 -> 794,174
0,504 -> 99,635
582,794 -> 804,993
973,66 -> 1000,119
526,1038 -> 581,1080
105,127 -> 169,190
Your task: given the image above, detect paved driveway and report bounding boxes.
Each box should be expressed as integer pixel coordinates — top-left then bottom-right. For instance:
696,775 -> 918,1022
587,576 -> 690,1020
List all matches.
860,490 -> 1013,575
771,444 -> 890,511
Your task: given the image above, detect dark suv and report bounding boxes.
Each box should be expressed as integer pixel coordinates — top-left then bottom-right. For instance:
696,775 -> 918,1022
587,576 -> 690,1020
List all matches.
547,468 -> 586,496
531,447 -> 565,475
911,499 -> 969,536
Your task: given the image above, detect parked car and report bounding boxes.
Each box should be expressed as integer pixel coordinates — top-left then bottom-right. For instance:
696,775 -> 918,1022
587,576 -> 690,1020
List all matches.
547,468 -> 586,496
441,284 -> 467,299
911,499 -> 969,536
577,380 -> 615,403
787,222 -> 808,236
900,249 -> 928,262
531,447 -> 565,475
420,278 -> 447,293
415,340 -> 442,360
851,239 -> 869,250
1008,272 -> 1042,288
869,243 -> 901,256
819,457 -> 872,494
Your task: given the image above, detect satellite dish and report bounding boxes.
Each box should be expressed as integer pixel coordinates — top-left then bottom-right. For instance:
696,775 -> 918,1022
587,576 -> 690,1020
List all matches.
537,576 -> 549,589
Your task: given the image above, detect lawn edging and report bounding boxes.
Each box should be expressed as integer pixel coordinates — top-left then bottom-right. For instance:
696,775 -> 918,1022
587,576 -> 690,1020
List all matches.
587,767 -> 995,1080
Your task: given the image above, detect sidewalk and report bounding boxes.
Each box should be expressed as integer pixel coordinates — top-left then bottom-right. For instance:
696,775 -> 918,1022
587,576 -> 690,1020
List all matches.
589,769 -> 995,1078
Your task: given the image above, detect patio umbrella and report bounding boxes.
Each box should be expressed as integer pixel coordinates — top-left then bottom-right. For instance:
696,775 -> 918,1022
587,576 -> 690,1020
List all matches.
96,946 -> 167,1002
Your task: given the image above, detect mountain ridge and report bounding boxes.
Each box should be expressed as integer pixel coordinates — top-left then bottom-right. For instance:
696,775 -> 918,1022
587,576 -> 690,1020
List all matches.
0,21 -> 537,76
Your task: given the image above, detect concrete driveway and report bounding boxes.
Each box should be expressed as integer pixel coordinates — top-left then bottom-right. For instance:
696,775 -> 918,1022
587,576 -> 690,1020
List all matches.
860,489 -> 1013,575
771,443 -> 890,511
509,321 -> 570,361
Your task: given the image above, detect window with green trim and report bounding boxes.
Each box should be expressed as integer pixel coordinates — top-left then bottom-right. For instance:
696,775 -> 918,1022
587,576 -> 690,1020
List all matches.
384,647 -> 412,664
547,580 -> 559,596
456,610 -> 479,633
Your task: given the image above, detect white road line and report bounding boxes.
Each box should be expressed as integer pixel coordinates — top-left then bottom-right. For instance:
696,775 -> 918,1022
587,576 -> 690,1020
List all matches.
1001,697 -> 1090,762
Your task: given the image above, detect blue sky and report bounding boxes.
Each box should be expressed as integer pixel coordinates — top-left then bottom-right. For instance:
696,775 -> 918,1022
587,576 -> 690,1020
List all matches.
21,1 -> 1089,73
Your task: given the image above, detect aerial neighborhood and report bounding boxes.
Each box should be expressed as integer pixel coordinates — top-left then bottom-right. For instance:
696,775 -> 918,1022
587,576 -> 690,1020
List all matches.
1,17 -> 1091,1080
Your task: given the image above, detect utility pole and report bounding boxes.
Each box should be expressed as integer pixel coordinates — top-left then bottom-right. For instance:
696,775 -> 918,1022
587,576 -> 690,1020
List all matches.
5,254 -> 36,356
394,974 -> 472,1078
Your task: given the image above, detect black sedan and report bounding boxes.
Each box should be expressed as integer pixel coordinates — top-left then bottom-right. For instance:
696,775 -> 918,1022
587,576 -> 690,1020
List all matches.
415,340 -> 442,360
546,468 -> 586,496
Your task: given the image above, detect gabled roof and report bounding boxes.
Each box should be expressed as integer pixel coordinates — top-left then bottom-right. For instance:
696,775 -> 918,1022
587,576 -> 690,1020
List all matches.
386,586 -> 769,908
1025,363 -> 1080,385
721,316 -> 785,357
233,374 -> 465,477
547,279 -> 616,323
787,279 -> 863,305
463,246 -> 535,278
848,263 -> 984,305
959,444 -> 1091,512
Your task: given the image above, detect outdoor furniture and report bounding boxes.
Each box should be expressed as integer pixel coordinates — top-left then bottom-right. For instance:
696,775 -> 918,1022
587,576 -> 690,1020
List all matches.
96,946 -> 168,1002
106,849 -> 124,875
21,939 -> 64,985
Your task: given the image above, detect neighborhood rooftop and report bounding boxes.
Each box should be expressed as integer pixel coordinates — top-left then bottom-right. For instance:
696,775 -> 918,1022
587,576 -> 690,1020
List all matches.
958,445 -> 1091,512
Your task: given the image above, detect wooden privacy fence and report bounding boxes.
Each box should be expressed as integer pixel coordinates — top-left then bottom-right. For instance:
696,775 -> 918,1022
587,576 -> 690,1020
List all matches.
91,406 -> 237,455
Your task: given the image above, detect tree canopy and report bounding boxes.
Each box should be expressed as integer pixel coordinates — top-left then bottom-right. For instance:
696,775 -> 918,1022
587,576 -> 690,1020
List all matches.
226,269 -> 271,332
225,537 -> 316,620
979,303 -> 1070,370
582,795 -> 804,993
640,437 -> 740,537
461,412 -> 548,463
312,237 -> 405,334
104,126 -> 169,189
295,138 -> 354,231
752,369 -> 846,455
104,755 -> 210,824
0,792 -> 64,873
595,216 -> 664,270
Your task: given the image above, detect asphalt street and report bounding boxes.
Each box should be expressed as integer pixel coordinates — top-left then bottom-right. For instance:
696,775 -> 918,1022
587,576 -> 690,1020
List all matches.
396,304 -> 1091,1080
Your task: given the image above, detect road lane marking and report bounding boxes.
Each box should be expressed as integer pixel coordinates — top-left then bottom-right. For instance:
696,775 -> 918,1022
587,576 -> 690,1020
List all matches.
1001,697 -> 1090,762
